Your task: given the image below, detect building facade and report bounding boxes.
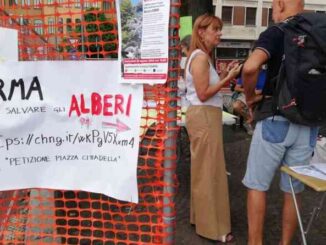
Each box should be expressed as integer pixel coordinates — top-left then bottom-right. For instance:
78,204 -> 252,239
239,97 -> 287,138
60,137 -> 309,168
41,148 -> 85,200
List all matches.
213,0 -> 326,61
1,0 -> 114,35
0,0 -> 116,59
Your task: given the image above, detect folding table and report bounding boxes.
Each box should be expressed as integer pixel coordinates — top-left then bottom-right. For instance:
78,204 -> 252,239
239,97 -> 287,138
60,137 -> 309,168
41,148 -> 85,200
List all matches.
281,166 -> 326,245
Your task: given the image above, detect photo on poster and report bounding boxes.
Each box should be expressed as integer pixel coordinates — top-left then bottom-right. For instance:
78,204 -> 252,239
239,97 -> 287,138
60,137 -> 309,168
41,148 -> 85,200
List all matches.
120,0 -> 143,59
118,0 -> 170,84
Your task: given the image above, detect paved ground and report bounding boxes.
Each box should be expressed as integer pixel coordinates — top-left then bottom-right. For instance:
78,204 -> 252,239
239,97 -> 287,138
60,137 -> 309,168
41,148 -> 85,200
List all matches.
175,125 -> 326,245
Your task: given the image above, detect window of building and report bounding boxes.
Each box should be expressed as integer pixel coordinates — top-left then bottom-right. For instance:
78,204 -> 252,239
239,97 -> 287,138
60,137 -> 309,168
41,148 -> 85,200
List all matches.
9,0 -> 17,6
58,18 -> 63,33
23,0 -> 31,5
268,8 -> 273,26
19,16 -> 28,25
222,6 -> 233,24
34,19 -> 43,35
75,0 -> 80,8
8,14 -> 13,25
233,6 -> 245,25
34,0 -> 41,8
103,0 -> 111,10
75,18 -> 81,30
316,10 -> 326,14
261,8 -> 268,26
48,18 -> 55,34
84,2 -> 91,8
245,7 -> 256,26
66,18 -> 72,33
216,48 -> 249,59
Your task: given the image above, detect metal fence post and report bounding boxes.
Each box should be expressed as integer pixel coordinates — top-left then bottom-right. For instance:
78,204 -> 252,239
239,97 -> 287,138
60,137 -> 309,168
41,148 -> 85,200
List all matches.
163,0 -> 180,244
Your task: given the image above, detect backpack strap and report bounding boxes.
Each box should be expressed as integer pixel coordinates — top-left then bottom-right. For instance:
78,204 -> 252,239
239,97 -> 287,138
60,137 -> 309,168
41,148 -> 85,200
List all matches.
298,13 -> 326,54
274,22 -> 287,32
281,13 -> 326,56
256,23 -> 287,116
271,62 -> 286,116
268,22 -> 289,116
273,15 -> 297,32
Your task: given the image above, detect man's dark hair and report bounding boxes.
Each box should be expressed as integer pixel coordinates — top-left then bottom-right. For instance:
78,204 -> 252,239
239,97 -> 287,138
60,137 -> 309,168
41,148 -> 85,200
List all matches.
180,35 -> 191,51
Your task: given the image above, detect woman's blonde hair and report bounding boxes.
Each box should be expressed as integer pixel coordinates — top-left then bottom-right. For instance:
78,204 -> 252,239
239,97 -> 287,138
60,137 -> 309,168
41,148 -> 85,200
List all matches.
189,13 -> 223,57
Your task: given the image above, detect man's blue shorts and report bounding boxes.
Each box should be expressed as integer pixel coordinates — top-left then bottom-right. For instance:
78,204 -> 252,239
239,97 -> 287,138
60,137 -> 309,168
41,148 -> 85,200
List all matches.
242,116 -> 319,193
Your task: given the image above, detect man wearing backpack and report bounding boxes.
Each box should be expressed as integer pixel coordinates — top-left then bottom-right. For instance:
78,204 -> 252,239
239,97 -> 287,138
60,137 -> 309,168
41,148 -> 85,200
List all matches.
241,0 -> 320,244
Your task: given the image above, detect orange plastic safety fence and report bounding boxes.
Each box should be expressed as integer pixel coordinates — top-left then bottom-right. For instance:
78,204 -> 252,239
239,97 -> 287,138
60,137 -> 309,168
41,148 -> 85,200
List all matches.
0,0 -> 118,60
0,0 -> 181,244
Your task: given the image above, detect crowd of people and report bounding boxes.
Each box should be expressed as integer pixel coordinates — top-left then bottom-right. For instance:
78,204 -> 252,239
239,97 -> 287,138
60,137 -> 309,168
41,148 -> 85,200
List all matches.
180,0 -> 324,244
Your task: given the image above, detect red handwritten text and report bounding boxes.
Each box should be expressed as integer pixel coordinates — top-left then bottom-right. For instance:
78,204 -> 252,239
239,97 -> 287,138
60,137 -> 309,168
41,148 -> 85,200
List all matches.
68,93 -> 132,117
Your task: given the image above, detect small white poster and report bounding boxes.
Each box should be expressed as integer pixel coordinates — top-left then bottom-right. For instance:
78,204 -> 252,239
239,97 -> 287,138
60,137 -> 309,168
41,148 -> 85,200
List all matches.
290,164 -> 326,181
0,27 -> 18,61
0,61 -> 143,203
119,0 -> 170,84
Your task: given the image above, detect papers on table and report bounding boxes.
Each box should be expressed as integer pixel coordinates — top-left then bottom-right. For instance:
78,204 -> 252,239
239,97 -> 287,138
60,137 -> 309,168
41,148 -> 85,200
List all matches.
290,164 -> 326,181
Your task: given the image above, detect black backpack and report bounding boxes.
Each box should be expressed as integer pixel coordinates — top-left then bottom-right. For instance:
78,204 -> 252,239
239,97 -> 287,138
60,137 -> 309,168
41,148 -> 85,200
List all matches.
273,13 -> 326,126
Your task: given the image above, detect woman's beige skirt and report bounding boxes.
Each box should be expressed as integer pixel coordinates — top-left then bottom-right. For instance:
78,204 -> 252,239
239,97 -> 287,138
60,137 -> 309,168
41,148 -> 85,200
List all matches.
185,105 -> 231,240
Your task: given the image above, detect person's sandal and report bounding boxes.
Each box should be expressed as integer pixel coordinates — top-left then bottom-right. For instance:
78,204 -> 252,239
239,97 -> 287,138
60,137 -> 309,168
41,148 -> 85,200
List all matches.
217,233 -> 236,244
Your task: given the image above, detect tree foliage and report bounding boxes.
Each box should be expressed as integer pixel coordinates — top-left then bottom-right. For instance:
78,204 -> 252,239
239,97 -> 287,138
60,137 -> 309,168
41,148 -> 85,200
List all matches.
120,0 -> 142,58
120,0 -> 133,27
61,7 -> 118,59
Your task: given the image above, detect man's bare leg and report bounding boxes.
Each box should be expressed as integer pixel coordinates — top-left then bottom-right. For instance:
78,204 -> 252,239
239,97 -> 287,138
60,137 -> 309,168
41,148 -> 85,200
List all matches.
280,192 -> 301,245
247,189 -> 266,245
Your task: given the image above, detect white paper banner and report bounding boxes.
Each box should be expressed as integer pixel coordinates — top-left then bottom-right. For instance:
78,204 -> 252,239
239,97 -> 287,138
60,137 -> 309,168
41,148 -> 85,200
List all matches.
119,0 -> 170,84
0,27 -> 18,61
0,61 -> 143,203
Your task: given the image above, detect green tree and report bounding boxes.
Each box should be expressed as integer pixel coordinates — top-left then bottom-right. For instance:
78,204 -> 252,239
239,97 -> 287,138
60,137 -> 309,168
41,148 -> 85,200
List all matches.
62,8 -> 118,59
120,0 -> 133,27
120,0 -> 135,48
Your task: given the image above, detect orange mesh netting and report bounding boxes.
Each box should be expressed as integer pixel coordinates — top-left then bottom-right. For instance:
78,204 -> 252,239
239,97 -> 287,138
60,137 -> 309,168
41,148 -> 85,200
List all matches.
0,0 -> 181,244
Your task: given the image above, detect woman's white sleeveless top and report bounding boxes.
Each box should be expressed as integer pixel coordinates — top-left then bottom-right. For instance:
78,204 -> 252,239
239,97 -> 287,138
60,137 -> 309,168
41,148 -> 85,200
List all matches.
185,49 -> 223,108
